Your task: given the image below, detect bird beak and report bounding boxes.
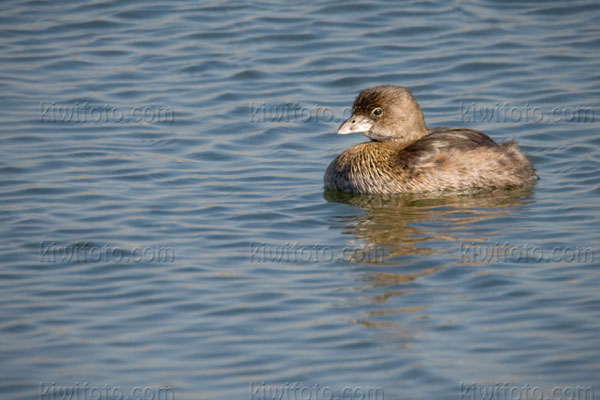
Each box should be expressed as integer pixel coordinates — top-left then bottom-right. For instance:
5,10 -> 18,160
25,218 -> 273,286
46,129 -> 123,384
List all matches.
337,115 -> 373,135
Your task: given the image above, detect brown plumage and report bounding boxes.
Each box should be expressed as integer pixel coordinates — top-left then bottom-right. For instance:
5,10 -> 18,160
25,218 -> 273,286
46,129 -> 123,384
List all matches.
324,85 -> 537,194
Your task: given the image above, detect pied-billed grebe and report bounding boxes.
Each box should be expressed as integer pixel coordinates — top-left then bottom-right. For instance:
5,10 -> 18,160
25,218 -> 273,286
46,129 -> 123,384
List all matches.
324,85 -> 536,194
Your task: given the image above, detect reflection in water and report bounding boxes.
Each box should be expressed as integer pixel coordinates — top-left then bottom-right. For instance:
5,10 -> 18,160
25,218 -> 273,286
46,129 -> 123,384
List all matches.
325,187 -> 534,263
325,188 -> 535,328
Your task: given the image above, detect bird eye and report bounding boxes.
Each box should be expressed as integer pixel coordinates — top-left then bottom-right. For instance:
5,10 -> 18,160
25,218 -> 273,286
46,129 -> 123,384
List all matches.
371,107 -> 383,117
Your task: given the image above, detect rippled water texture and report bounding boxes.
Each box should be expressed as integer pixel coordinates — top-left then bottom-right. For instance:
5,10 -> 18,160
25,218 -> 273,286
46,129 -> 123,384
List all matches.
1,1 -> 599,399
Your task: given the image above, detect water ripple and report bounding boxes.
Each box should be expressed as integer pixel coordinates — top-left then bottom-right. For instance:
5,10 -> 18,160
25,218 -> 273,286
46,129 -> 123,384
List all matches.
0,0 -> 599,399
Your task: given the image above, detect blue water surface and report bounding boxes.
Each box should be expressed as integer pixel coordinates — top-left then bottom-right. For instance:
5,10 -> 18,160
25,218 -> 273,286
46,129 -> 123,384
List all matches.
1,1 -> 599,399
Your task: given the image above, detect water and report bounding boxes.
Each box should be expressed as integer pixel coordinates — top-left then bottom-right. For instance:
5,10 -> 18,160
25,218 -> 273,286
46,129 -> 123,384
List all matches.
1,1 -> 599,399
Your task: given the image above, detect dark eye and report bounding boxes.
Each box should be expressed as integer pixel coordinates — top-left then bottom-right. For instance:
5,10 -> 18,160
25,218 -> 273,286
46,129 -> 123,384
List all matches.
371,107 -> 383,117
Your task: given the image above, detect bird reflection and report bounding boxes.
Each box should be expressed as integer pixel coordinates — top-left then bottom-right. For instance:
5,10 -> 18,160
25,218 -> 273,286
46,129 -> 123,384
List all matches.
324,187 -> 534,329
325,187 -> 534,264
